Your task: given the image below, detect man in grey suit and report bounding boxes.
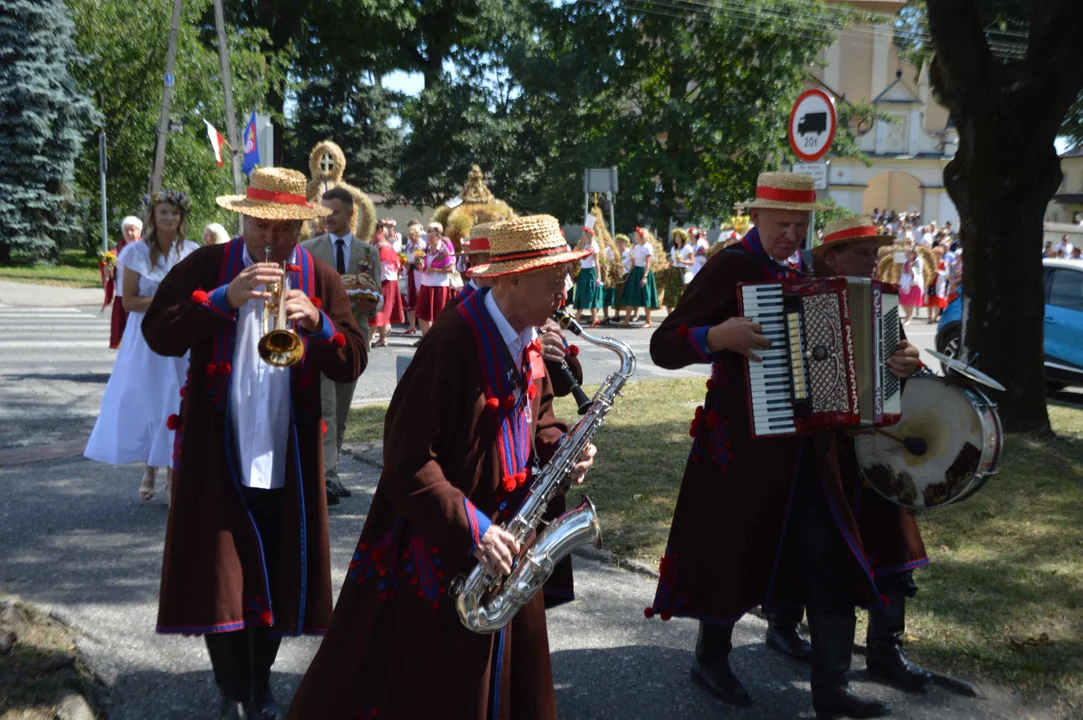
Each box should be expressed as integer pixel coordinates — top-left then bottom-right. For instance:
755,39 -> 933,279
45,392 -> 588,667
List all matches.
301,187 -> 382,506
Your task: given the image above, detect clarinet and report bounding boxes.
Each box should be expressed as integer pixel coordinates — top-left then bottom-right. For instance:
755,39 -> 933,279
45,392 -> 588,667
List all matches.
545,353 -> 592,416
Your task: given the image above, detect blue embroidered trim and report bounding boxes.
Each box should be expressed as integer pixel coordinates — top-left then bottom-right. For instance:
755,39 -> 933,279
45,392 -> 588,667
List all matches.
303,310 -> 335,343
492,627 -> 506,720
204,285 -> 235,319
647,548 -> 691,619
348,519 -> 446,608
464,498 -> 491,556
687,325 -> 714,362
874,557 -> 930,577
289,392 -> 308,635
156,619 -> 246,635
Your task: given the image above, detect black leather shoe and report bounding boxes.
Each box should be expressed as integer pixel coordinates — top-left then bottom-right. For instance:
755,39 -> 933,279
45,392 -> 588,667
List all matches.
329,477 -> 352,497
867,644 -> 933,693
250,687 -> 283,720
219,700 -> 249,720
767,622 -> 812,662
691,621 -> 753,707
325,482 -> 340,506
813,685 -> 891,719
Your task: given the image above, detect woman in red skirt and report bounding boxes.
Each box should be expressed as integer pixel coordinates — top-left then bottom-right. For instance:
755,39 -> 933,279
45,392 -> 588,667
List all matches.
404,220 -> 425,334
925,245 -> 949,323
370,227 -> 405,346
415,221 -> 456,336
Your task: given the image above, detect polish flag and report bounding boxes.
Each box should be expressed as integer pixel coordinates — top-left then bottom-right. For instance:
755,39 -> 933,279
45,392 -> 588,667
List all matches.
204,119 -> 226,168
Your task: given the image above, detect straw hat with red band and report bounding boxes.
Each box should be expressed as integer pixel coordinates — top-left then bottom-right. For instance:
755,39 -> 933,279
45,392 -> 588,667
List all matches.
216,167 -> 332,221
742,171 -> 831,212
814,215 -> 894,256
467,215 -> 592,278
461,221 -> 502,256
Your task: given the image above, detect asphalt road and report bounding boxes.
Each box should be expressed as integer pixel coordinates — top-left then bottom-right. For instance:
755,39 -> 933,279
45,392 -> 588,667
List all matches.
0,300 -> 1055,719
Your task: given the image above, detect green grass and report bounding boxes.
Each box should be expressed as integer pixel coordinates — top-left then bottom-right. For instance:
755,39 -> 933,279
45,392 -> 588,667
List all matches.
0,249 -> 102,288
344,405 -> 391,445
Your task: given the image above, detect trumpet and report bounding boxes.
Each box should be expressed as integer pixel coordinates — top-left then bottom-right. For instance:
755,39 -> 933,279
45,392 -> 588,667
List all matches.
258,247 -> 305,367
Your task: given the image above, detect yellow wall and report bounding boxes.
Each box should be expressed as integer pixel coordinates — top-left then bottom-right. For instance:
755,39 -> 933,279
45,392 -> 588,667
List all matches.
862,172 -> 922,215
838,27 -> 873,100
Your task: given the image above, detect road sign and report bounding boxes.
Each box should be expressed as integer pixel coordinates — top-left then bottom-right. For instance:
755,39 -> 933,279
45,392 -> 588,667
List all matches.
164,74 -> 175,88
584,168 -> 619,194
168,120 -> 184,134
792,162 -> 828,190
788,89 -> 836,163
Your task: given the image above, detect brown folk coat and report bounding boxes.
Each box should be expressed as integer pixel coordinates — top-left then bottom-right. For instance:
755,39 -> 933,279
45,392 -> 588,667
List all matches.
287,290 -> 569,720
142,239 -> 367,636
645,239 -> 886,623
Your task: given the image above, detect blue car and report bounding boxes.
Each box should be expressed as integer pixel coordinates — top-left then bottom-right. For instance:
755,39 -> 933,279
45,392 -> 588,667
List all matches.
935,258 -> 1083,389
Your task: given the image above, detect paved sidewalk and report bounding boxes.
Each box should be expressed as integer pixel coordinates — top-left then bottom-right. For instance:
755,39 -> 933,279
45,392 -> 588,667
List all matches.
0,280 -> 104,307
0,447 -> 1051,720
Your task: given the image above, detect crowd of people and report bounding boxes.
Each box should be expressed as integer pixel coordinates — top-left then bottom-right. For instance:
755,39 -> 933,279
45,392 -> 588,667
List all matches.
78,164 -> 958,720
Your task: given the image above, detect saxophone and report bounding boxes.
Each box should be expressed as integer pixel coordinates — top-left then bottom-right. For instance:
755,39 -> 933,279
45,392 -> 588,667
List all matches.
449,308 -> 636,634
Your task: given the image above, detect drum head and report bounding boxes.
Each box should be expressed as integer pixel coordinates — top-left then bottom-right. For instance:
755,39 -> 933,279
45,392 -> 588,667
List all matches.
925,350 -> 1007,392
854,376 -> 985,509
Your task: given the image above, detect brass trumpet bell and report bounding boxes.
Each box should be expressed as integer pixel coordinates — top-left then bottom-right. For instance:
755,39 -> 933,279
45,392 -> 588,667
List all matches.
258,257 -> 305,367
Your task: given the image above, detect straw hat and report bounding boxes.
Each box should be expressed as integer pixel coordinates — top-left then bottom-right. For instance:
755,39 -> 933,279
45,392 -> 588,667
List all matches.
814,216 -> 894,256
742,172 -> 830,212
467,215 -> 592,278
217,167 -> 332,221
461,221 -> 502,256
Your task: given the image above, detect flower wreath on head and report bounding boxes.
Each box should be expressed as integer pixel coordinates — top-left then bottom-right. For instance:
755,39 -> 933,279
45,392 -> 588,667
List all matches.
142,189 -> 193,213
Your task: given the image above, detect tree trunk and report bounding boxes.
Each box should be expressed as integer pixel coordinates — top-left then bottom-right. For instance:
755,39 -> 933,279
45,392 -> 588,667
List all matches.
943,106 -> 1056,434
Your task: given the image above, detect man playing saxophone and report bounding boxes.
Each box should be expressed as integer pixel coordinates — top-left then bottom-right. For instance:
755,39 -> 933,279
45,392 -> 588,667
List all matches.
287,215 -> 597,720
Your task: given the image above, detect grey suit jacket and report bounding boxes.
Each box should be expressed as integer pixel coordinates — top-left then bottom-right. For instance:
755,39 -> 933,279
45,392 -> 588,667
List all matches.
302,233 -> 383,340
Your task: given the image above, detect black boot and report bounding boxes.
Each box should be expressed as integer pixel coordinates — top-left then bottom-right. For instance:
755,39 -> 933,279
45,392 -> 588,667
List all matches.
808,612 -> 891,719
690,621 -> 753,707
766,605 -> 812,661
250,629 -> 284,720
206,632 -> 252,720
866,592 -> 933,693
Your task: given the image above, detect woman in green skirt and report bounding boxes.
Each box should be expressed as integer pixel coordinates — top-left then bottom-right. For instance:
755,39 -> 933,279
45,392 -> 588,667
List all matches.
621,227 -> 660,327
572,227 -> 603,325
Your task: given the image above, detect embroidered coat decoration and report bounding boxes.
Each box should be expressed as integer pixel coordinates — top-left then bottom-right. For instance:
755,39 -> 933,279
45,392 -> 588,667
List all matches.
141,239 -> 367,637
644,228 -> 894,623
287,288 -> 568,720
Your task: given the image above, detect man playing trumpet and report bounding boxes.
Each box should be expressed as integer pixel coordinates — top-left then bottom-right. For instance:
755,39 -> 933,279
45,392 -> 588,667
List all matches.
143,167 -> 366,720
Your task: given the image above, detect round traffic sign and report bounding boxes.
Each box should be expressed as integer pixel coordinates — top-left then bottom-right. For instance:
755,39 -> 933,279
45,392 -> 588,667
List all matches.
788,89 -> 837,163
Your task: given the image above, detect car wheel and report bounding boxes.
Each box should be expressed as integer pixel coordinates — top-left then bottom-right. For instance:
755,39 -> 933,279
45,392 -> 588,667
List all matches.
935,323 -> 961,375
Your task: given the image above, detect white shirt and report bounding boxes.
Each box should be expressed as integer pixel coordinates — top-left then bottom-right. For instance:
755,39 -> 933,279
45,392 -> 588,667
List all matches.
1056,240 -> 1075,256
484,290 -> 537,417
632,242 -> 653,268
580,240 -> 599,269
621,248 -> 632,274
230,244 -> 293,490
678,244 -> 695,284
692,238 -> 709,277
329,232 -> 353,272
421,239 -> 455,287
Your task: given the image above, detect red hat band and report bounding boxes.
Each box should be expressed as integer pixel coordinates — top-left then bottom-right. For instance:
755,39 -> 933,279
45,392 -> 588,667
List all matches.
821,225 -> 878,245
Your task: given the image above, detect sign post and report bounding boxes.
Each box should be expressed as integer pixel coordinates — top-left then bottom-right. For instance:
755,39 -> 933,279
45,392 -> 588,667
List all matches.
788,89 -> 837,249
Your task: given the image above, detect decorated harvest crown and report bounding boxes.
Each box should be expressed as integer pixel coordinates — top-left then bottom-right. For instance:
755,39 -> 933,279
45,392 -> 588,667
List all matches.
143,189 -> 192,213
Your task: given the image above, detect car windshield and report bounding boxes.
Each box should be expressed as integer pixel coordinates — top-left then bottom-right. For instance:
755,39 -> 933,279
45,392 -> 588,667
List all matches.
1049,268 -> 1083,312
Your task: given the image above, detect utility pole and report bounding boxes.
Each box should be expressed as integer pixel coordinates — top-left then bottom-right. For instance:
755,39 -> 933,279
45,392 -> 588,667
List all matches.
213,0 -> 245,235
150,0 -> 183,193
99,130 -> 108,254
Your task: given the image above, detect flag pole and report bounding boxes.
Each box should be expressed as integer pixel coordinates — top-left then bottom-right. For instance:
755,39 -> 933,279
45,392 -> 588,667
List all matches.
213,0 -> 244,235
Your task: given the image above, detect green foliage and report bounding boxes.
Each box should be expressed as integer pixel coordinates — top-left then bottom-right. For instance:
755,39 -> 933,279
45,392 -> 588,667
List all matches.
67,0 -> 287,245
812,197 -> 858,234
0,0 -> 100,262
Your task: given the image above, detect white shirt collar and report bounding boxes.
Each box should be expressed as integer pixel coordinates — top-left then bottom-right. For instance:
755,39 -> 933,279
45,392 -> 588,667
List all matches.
330,231 -> 353,243
483,289 -> 537,366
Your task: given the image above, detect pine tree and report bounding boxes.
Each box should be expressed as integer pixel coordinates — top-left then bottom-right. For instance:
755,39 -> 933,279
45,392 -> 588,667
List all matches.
0,0 -> 99,263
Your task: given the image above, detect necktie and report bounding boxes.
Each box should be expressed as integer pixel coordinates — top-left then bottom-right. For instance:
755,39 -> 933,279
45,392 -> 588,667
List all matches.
335,238 -> 346,274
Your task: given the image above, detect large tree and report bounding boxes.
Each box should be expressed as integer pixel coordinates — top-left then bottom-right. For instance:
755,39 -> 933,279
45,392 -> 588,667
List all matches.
920,0 -> 1083,432
0,0 -> 99,263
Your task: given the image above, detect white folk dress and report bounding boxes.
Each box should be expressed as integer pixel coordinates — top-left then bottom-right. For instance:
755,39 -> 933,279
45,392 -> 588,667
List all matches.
84,239 -> 199,468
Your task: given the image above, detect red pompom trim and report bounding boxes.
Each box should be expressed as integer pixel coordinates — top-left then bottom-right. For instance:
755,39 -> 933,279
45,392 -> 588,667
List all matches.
706,378 -> 715,391
190,289 -> 209,305
515,471 -> 528,488
218,362 -> 232,376
503,395 -> 516,410
205,363 -> 218,378
179,385 -> 187,398
260,611 -> 274,626
332,333 -> 346,348
660,611 -> 672,621
643,607 -> 655,619
677,324 -> 689,338
880,594 -> 891,608
527,385 -> 538,400
321,419 -> 328,436
568,344 -> 580,357
694,405 -> 704,419
286,264 -> 301,273
166,414 -> 180,431
705,410 -> 721,429
485,397 -> 501,412
311,297 -> 322,309
501,475 -> 517,492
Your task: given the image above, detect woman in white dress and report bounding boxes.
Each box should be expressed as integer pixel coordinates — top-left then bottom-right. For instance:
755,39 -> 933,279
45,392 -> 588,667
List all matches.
84,191 -> 199,502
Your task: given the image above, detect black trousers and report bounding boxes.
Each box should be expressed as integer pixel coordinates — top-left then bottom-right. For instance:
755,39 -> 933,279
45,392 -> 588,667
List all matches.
205,487 -> 285,699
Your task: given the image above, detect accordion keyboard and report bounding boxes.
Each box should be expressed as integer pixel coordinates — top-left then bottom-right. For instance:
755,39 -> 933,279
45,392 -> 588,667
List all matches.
739,284 -> 808,436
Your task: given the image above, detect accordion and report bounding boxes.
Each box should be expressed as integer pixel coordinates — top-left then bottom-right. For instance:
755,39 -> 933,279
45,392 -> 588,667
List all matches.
737,277 -> 902,438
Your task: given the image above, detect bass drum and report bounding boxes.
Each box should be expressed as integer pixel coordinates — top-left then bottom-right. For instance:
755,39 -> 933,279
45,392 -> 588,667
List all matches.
854,375 -> 1002,509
